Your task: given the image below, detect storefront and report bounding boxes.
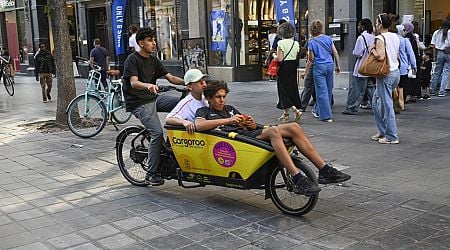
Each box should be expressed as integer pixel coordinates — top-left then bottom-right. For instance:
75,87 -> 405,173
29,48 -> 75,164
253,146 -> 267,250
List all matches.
0,0 -> 31,72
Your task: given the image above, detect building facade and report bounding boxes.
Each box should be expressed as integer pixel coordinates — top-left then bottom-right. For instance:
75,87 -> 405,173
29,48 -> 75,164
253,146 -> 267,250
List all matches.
0,0 -> 448,84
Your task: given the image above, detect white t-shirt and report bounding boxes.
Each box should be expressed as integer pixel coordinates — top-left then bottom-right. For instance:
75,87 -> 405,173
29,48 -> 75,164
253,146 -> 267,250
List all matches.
129,33 -> 140,52
431,29 -> 450,50
166,93 -> 208,122
377,32 -> 400,72
268,33 -> 277,49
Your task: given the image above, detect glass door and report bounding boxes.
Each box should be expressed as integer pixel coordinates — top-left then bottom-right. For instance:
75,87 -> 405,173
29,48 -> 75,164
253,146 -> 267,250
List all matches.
233,0 -> 262,81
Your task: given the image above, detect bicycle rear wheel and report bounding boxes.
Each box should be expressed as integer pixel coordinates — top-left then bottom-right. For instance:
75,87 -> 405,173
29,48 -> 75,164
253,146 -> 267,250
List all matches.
3,73 -> 14,96
116,126 -> 149,186
268,157 -> 318,216
67,94 -> 107,138
111,92 -> 132,124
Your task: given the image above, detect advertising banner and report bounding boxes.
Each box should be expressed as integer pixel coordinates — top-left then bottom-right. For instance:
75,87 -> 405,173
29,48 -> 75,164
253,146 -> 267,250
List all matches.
112,0 -> 126,55
210,10 -> 227,51
274,0 -> 295,28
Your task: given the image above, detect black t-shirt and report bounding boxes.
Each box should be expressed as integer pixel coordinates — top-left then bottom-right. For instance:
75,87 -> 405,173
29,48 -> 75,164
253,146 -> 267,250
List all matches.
420,59 -> 432,83
122,52 -> 168,111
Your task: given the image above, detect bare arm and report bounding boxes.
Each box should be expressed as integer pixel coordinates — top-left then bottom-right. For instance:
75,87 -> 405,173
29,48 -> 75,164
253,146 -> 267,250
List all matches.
276,47 -> 283,62
165,117 -> 196,133
130,75 -> 159,93
372,38 -> 386,61
301,50 -> 314,79
106,56 -> 110,70
195,116 -> 242,131
165,73 -> 185,85
332,44 -> 340,74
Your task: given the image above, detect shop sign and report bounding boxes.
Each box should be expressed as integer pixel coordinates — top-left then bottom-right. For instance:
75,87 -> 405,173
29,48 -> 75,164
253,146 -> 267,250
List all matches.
112,0 -> 127,55
0,0 -> 15,11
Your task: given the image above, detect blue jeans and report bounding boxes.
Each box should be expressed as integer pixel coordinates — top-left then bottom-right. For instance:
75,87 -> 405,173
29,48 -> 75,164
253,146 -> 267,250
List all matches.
344,76 -> 373,112
132,101 -> 163,175
313,63 -> 334,120
430,50 -> 450,94
372,70 -> 400,141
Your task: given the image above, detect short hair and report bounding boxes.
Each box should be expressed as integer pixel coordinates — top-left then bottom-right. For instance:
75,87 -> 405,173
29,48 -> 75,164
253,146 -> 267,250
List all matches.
39,42 -> 46,48
93,38 -> 101,46
204,81 -> 229,98
359,18 -> 373,34
129,24 -> 138,33
278,19 -> 287,26
136,27 -> 156,42
277,22 -> 295,39
310,20 -> 324,36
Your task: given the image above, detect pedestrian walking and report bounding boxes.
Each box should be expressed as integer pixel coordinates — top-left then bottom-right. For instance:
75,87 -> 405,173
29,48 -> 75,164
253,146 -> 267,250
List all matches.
306,20 -> 341,122
430,17 -> 450,97
343,18 -> 375,115
128,24 -> 140,53
34,42 -> 55,103
89,38 -> 110,90
370,13 -> 400,144
274,22 -> 303,122
393,24 -> 416,114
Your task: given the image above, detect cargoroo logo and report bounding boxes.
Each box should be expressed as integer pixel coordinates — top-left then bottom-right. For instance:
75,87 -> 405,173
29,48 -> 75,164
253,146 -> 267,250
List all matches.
172,137 -> 205,148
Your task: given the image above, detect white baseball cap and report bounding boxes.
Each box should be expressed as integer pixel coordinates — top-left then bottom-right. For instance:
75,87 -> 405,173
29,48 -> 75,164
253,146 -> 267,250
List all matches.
183,69 -> 208,85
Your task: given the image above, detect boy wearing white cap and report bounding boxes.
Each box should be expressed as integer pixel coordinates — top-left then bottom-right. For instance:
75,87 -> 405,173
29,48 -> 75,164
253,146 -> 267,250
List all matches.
165,69 -> 209,133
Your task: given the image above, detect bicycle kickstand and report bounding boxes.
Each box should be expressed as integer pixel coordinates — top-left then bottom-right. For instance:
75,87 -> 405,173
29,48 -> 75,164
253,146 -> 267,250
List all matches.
111,121 -> 119,131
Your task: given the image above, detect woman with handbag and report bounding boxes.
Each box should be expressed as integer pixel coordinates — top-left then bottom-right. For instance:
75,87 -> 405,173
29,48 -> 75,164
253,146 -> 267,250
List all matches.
275,22 -> 302,122
342,18 -> 375,115
305,20 -> 341,122
403,22 -> 421,103
370,13 -> 401,144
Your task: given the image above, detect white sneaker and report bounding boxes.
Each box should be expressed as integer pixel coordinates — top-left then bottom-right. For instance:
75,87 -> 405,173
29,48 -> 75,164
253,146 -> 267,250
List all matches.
378,138 -> 399,144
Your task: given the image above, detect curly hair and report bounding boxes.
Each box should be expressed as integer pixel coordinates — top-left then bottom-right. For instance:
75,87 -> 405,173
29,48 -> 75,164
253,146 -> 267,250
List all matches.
136,27 -> 156,42
277,22 -> 295,39
309,20 -> 323,36
204,80 -> 229,98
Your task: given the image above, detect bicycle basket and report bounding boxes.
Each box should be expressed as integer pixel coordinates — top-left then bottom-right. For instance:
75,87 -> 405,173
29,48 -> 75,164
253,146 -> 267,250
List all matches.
87,70 -> 102,91
4,64 -> 15,77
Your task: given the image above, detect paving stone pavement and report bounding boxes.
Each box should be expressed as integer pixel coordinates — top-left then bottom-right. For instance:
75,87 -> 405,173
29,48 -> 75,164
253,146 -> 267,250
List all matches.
0,76 -> 449,249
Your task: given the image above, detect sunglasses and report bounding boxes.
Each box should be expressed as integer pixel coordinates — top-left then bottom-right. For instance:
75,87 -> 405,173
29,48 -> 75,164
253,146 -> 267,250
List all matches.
377,13 -> 386,25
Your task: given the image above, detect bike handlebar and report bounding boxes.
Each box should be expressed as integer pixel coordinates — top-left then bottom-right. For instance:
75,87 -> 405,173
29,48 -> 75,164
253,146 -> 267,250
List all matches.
76,56 -> 102,71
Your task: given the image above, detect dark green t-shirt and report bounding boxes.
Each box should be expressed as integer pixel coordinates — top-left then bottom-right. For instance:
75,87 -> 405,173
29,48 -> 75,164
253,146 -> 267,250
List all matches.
122,52 -> 168,111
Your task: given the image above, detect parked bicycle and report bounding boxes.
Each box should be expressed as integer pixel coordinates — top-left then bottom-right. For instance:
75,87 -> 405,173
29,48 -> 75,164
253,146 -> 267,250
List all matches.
66,57 -> 132,138
0,55 -> 15,96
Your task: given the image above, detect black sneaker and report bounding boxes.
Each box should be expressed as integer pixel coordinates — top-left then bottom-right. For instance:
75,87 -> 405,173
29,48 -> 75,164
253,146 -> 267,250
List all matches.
145,173 -> 164,186
318,167 -> 351,184
47,93 -> 51,101
293,175 -> 321,197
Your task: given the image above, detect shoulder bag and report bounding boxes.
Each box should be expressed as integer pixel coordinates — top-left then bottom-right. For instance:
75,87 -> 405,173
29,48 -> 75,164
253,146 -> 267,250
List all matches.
268,40 -> 295,76
358,35 -> 390,77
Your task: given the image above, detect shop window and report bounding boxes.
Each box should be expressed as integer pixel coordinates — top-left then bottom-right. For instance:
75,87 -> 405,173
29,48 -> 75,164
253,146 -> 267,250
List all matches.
143,0 -> 178,60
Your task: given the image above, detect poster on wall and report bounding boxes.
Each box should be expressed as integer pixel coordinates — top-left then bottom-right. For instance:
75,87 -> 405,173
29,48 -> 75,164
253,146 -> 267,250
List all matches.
112,0 -> 127,55
181,38 -> 207,74
210,10 -> 227,51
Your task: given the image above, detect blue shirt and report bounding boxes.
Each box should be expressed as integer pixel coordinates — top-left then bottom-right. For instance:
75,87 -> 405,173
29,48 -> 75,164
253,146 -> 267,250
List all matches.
398,36 -> 416,75
307,35 -> 334,65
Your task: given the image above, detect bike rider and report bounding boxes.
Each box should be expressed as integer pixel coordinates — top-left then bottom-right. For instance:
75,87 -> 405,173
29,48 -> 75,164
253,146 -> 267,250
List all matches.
165,69 -> 208,133
194,82 -> 351,196
122,27 -> 185,186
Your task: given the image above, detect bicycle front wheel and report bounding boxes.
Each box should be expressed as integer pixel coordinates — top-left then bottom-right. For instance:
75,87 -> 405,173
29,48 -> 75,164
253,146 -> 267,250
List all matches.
111,92 -> 132,124
116,126 -> 149,186
3,73 -> 14,96
67,94 -> 107,138
269,157 -> 318,216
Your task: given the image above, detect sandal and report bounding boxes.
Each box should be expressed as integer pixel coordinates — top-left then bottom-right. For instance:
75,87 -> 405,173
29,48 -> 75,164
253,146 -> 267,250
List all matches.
278,113 -> 289,122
